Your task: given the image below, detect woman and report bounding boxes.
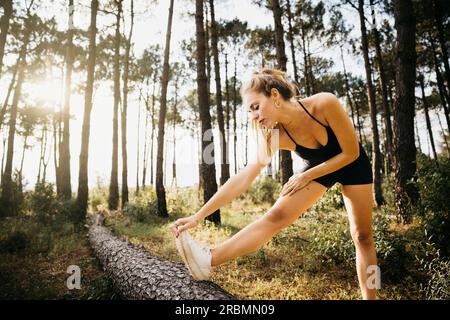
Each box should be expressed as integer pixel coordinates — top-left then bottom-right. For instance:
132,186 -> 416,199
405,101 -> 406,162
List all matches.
169,68 -> 378,300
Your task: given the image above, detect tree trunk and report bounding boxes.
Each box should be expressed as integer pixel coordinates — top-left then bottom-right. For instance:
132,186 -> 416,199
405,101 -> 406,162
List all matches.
436,111 -> 450,156
209,0 -> 229,186
301,25 -> 310,96
108,0 -> 122,211
18,135 -> 28,191
59,0 -> 74,200
370,0 -> 393,171
340,45 -> 357,132
225,53 -> 231,171
150,79 -> 156,186
75,0 -> 98,223
136,90 -> 142,196
142,84 -> 150,188
195,0 -> 220,224
430,33 -> 450,132
0,0 -> 12,75
418,75 -> 438,160
392,0 -> 417,224
121,0 -> 134,209
414,115 -> 421,152
88,220 -> 234,300
233,53 -> 237,175
155,0 -> 174,218
358,0 -> 384,206
270,0 -> 293,185
433,0 -> 450,94
285,0 -> 299,85
0,55 -> 19,132
0,22 -> 30,217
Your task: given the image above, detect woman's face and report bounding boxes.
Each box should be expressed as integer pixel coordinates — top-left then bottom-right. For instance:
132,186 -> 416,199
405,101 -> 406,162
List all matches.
244,90 -> 279,129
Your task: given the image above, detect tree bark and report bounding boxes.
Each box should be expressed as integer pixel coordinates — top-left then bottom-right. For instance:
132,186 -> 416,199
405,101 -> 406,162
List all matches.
136,90 -> 142,195
358,0 -> 384,206
433,0 -> 450,94
108,0 -> 122,211
209,0 -> 229,186
418,75 -> 438,160
59,0 -> 74,200
430,33 -> 450,132
393,0 -> 418,223
88,221 -> 234,300
270,0 -> 293,185
370,0 -> 393,171
121,0 -> 134,208
285,0 -> 299,85
196,0 -> 220,224
156,0 -> 174,218
0,20 -> 31,217
0,55 -> 19,132
75,0 -> 98,223
0,0 -> 12,76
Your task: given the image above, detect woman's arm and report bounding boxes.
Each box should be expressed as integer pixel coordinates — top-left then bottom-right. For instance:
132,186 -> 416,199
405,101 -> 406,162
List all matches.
194,162 -> 265,221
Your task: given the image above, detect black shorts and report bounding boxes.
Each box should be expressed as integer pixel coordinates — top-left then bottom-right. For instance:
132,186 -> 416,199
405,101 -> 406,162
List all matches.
301,147 -> 373,189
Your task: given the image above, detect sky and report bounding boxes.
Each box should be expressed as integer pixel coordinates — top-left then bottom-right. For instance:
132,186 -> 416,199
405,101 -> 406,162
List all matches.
0,0 -> 446,192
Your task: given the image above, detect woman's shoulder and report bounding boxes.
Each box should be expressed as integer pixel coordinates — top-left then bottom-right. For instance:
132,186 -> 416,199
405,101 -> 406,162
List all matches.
307,92 -> 339,107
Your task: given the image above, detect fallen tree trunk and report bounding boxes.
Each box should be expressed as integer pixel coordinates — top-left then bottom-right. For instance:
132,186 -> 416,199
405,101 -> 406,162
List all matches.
88,223 -> 235,300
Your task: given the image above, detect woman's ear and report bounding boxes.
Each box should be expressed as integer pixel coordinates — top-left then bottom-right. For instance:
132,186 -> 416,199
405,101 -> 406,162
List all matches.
270,88 -> 279,99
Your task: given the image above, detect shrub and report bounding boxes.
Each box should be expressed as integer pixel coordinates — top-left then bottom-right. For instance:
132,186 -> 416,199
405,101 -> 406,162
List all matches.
415,154 -> 450,257
419,243 -> 450,300
246,176 -> 281,204
0,231 -> 29,254
123,199 -> 158,223
313,184 -> 344,212
29,183 -> 58,223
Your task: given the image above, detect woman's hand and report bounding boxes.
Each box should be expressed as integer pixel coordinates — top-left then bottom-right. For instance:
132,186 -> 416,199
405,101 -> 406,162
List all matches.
280,172 -> 312,196
169,215 -> 201,237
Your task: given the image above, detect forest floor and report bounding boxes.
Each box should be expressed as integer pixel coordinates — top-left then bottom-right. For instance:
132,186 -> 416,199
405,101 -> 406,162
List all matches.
0,185 -> 427,300
0,216 -> 118,299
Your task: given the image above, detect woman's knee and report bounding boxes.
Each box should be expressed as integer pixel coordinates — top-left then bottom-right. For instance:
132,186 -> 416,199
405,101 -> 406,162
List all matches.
262,207 -> 293,230
350,228 -> 374,247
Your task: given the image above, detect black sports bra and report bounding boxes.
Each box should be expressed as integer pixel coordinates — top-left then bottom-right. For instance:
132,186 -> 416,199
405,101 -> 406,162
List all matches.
280,100 -> 343,164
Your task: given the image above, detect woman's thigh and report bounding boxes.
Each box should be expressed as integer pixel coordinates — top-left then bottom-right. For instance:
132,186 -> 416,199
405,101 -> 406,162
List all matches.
341,184 -> 374,233
264,181 -> 328,227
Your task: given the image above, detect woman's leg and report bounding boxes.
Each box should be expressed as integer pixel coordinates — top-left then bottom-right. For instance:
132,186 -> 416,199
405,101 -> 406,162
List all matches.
342,183 -> 378,300
211,181 -> 327,266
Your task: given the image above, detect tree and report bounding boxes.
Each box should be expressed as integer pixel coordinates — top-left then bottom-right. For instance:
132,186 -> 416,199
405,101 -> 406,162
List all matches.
75,0 -> 98,223
0,0 -> 13,75
370,0 -> 393,171
209,0 -> 229,186
155,0 -> 174,218
59,0 -> 74,200
108,0 -> 123,211
195,0 -> 220,224
121,0 -> 134,208
357,0 -> 384,206
392,0 -> 418,223
0,1 -> 35,217
270,0 -> 293,185
418,74 -> 438,160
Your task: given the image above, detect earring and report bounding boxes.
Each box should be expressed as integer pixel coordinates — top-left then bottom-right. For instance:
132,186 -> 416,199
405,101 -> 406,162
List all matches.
275,101 -> 280,109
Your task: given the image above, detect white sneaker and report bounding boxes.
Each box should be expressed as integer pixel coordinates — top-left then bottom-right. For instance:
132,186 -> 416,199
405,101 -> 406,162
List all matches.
175,231 -> 212,281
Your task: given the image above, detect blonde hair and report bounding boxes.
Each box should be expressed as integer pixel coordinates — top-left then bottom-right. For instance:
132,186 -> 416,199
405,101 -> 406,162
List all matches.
241,68 -> 299,160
